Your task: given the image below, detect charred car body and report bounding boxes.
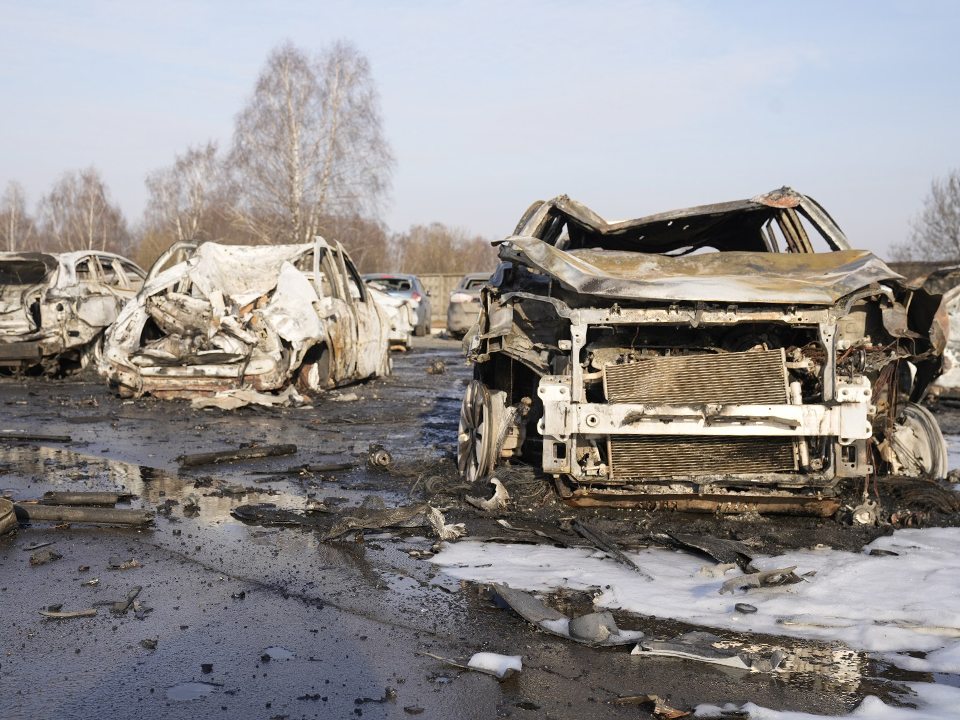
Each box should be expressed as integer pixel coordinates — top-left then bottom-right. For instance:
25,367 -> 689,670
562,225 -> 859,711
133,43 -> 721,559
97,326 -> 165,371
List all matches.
362,277 -> 418,350
102,239 -> 391,399
461,189 -> 948,515
0,251 -> 145,372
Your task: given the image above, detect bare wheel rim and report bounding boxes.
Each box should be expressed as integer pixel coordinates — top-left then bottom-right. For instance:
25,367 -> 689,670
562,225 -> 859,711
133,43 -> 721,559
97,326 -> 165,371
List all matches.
458,380 -> 493,482
896,402 -> 948,479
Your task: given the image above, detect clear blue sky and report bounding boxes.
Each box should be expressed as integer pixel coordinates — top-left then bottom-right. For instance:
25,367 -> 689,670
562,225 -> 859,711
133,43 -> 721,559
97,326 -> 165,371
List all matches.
1,0 -> 958,257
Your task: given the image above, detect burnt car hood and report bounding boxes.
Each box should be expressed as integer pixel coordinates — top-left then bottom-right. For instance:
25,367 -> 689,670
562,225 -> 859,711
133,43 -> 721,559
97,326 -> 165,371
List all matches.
497,238 -> 902,305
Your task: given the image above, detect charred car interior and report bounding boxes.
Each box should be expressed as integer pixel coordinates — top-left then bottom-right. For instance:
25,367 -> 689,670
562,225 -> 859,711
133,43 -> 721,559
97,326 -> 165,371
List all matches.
461,188 -> 949,515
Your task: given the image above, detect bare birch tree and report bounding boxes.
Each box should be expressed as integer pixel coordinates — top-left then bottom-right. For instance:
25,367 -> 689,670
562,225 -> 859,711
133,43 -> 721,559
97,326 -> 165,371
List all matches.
229,41 -> 394,244
38,168 -> 127,254
892,169 -> 960,261
144,141 -> 228,243
0,181 -> 34,252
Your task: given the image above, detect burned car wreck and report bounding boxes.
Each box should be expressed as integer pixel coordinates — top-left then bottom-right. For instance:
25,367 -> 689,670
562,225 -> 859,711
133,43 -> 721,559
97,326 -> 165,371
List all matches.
101,239 -> 391,399
0,250 -> 146,373
461,188 -> 949,515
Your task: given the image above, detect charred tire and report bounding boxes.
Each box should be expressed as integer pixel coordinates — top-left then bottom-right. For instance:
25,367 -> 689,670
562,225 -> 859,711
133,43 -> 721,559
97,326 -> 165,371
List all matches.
458,380 -> 496,483
893,402 -> 948,480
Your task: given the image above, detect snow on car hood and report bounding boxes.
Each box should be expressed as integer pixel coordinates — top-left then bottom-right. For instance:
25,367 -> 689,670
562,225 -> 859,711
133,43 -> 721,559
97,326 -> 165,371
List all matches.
498,237 -> 903,305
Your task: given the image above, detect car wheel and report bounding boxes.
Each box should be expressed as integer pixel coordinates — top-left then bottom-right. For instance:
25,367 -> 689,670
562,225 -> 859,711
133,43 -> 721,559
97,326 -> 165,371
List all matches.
892,402 -> 948,479
458,380 -> 496,482
414,321 -> 428,337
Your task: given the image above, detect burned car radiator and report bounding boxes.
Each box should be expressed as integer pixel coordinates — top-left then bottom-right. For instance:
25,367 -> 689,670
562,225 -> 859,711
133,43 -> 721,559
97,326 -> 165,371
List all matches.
603,349 -> 794,478
602,348 -> 789,405
608,436 -> 796,478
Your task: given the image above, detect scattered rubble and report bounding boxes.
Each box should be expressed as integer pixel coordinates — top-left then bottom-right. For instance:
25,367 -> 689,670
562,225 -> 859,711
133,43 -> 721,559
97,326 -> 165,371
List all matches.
367,445 -> 393,469
14,504 -> 153,526
665,532 -> 755,571
609,695 -> 690,719
29,547 -> 62,565
112,586 -> 142,613
719,566 -> 803,595
0,431 -> 72,443
22,542 -> 54,551
191,386 -> 306,411
572,520 -> 652,579
466,652 -> 522,680
108,558 -> 140,571
41,491 -> 132,505
632,631 -> 785,673
491,583 -> 644,646
465,478 -> 509,512
0,498 -> 15,535
321,497 -> 464,541
417,651 -> 521,681
232,497 -> 465,541
39,608 -> 97,619
177,443 -> 298,467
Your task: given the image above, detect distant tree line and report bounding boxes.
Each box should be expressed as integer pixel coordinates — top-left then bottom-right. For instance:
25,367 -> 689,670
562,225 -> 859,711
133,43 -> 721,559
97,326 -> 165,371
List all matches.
891,169 -> 960,263
0,41 -> 498,275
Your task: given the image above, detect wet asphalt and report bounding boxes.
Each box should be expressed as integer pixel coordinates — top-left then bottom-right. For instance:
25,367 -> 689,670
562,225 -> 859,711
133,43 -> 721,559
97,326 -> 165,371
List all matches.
0,337 -> 940,719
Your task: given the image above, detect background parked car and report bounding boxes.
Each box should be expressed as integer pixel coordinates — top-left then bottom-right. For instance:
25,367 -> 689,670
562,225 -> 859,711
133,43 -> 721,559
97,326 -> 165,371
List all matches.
446,272 -> 490,338
0,250 -> 145,373
363,273 -> 432,335
365,283 -> 417,351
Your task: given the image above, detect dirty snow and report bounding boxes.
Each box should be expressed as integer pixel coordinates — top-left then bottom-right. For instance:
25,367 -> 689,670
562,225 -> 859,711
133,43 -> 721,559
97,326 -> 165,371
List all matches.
432,526 -> 960,718
466,652 -> 522,679
694,682 -> 960,718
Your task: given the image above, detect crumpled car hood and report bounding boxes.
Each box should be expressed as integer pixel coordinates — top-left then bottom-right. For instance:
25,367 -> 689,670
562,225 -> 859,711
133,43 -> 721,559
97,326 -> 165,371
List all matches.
498,237 -> 902,305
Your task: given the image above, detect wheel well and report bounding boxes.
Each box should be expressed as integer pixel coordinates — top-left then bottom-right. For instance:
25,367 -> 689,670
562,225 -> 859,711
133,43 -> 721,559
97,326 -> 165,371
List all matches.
474,353 -> 544,463
300,342 -> 332,388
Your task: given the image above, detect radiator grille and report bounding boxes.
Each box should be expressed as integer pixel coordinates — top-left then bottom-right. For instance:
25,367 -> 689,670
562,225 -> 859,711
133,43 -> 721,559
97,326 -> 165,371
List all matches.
609,436 -> 796,478
603,349 -> 788,405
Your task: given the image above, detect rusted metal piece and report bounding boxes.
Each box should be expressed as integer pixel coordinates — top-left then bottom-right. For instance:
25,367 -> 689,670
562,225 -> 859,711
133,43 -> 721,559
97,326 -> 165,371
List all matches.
14,504 -> 154,526
177,444 -> 298,468
39,608 -> 97,619
563,491 -> 841,516
0,431 -> 72,443
491,583 -> 645,646
571,520 -> 651,579
41,492 -> 130,506
112,586 -> 142,613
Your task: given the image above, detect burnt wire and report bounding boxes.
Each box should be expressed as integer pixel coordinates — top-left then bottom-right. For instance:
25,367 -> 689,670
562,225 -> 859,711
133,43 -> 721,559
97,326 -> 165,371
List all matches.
490,464 -> 549,499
